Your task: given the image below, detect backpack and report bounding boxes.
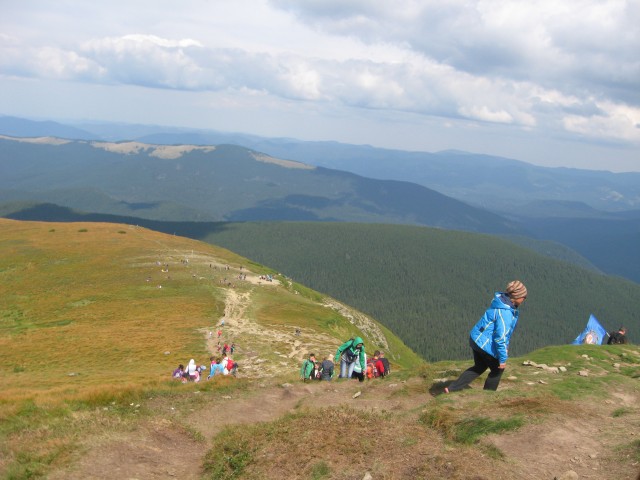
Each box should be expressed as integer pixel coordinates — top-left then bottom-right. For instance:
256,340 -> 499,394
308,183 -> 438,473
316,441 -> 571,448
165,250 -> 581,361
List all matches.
608,332 -> 626,345
380,358 -> 390,376
366,361 -> 377,379
227,358 -> 235,371
304,359 -> 315,379
342,340 -> 361,363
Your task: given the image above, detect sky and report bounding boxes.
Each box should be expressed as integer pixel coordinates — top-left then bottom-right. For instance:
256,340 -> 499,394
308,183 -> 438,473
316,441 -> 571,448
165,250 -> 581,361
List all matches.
1,0 -> 639,172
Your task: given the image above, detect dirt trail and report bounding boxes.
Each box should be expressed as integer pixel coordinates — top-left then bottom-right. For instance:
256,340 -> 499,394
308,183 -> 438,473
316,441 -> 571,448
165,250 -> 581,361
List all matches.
51,377 -> 425,480
203,286 -> 340,378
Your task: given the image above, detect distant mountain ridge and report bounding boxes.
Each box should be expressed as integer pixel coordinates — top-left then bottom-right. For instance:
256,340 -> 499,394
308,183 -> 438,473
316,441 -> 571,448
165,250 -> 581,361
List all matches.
3,115 -> 639,213
0,135 -> 521,234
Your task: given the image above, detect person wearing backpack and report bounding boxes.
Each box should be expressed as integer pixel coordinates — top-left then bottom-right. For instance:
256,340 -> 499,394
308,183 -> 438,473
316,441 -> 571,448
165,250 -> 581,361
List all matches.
226,356 -> 238,376
372,351 -> 385,378
320,355 -> 334,381
300,353 -> 316,381
335,337 -> 365,380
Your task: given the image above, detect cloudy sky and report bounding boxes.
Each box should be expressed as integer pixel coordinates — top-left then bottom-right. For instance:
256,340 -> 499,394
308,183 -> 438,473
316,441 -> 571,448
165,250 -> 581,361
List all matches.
1,0 -> 639,172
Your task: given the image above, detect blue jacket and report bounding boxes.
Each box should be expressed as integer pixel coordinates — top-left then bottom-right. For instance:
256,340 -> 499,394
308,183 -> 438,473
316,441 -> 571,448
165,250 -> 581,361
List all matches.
470,292 -> 519,364
209,363 -> 225,378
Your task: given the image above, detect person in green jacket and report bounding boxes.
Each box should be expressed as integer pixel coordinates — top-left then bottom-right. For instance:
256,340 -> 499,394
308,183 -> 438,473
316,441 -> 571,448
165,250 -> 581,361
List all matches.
335,336 -> 365,381
300,353 -> 316,381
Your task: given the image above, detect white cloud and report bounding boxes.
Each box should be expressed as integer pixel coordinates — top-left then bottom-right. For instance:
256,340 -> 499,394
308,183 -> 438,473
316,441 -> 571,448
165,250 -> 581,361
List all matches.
0,0 -> 638,171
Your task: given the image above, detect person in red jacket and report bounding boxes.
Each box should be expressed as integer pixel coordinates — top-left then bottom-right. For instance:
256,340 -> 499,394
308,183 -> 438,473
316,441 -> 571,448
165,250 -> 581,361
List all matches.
373,351 -> 385,377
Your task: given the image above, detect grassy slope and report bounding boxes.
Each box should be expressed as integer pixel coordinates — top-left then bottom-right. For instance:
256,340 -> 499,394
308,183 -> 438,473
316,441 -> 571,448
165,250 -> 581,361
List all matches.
2,219 -> 639,480
0,219 -> 419,402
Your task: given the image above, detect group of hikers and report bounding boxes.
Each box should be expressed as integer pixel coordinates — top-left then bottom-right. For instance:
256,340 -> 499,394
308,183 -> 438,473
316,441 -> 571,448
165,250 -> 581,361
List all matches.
300,336 -> 391,382
171,278 -> 630,393
173,318 -> 238,382
172,353 -> 238,382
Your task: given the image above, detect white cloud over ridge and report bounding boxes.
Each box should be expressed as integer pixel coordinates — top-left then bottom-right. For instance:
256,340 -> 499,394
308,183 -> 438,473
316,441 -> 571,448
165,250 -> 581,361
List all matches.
0,0 -> 638,171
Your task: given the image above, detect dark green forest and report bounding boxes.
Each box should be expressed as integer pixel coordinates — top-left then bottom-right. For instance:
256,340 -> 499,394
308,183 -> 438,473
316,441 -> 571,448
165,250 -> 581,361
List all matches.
199,222 -> 640,361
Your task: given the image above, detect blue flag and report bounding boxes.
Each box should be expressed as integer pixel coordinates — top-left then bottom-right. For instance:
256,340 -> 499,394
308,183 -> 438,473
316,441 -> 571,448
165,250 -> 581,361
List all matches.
572,314 -> 607,345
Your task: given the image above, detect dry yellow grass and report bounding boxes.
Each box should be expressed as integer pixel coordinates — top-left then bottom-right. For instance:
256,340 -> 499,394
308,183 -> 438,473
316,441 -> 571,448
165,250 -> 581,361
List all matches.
0,219 -> 252,403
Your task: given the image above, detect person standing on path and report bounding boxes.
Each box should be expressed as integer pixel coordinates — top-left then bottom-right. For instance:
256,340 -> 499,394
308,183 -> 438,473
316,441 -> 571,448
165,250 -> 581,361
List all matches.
300,353 -> 316,381
445,280 -> 527,393
335,336 -> 366,380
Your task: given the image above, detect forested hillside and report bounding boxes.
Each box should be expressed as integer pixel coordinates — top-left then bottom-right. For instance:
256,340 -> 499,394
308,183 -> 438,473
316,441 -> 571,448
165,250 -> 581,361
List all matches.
197,222 -> 640,361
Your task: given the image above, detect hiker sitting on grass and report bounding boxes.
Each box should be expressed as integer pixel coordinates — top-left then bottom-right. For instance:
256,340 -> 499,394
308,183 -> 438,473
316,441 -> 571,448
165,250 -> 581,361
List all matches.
300,353 -> 316,381
185,359 -> 200,382
172,364 -> 184,380
335,336 -> 366,380
207,356 -> 225,379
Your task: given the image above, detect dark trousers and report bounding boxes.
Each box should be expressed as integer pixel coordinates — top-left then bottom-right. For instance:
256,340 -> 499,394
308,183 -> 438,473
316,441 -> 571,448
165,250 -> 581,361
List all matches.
448,338 -> 504,392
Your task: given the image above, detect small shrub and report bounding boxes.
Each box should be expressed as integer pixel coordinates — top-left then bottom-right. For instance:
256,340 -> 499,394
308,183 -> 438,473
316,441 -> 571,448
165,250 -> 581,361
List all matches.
453,416 -> 524,444
118,230 -> 127,234
78,229 -> 88,233
203,428 -> 254,480
612,407 -> 632,418
310,461 -> 331,479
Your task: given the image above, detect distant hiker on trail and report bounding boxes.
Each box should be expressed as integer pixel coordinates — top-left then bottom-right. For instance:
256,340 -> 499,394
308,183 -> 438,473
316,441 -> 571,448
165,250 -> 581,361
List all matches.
379,351 -> 390,377
230,342 -> 236,354
220,318 -> 225,327
217,329 -> 222,338
321,355 -> 334,381
445,280 -> 527,393
222,343 -> 230,354
300,353 -> 316,381
226,355 -> 238,376
335,336 -> 366,380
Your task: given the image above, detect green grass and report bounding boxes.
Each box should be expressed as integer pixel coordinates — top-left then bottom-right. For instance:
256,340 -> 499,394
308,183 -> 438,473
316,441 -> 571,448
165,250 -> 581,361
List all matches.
452,416 -> 524,444
202,426 -> 255,480
309,461 -> 331,480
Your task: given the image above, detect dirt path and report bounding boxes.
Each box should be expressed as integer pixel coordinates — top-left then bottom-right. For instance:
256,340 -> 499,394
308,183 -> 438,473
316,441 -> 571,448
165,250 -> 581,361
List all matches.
50,377 -> 426,480
202,287 -> 340,378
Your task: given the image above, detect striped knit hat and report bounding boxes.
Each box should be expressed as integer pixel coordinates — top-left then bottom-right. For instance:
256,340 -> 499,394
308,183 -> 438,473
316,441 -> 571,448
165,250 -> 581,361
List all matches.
505,280 -> 527,299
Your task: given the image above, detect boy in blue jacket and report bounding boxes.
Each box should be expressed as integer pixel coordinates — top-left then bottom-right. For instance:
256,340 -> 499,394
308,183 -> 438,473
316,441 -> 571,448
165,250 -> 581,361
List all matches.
446,280 -> 527,392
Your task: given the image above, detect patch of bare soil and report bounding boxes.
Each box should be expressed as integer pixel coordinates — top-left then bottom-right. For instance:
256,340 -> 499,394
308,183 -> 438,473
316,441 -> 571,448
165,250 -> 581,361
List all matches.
488,393 -> 640,480
45,376 -> 640,480
48,418 -> 204,480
